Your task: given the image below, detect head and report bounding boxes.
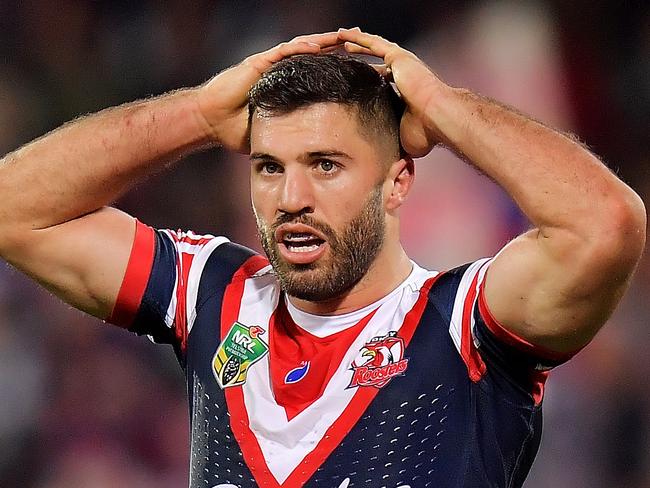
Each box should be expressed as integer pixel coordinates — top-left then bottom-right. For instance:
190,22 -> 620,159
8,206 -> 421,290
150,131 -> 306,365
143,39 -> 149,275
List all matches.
248,54 -> 412,303
249,54 -> 405,164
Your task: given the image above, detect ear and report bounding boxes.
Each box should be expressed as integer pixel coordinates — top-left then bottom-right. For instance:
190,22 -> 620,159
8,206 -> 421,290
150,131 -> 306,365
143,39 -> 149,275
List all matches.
385,156 -> 415,210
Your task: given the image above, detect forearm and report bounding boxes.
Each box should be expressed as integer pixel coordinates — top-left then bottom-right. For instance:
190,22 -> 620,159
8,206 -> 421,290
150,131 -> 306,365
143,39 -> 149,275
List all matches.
426,85 -> 645,245
0,88 -> 213,235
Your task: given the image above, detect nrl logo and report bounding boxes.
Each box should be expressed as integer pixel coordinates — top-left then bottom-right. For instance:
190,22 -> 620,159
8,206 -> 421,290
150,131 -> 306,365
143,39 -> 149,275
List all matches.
347,331 -> 409,389
212,322 -> 268,389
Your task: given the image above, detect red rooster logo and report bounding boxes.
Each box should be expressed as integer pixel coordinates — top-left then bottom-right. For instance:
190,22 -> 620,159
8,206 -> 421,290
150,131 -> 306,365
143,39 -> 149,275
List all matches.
348,331 -> 409,389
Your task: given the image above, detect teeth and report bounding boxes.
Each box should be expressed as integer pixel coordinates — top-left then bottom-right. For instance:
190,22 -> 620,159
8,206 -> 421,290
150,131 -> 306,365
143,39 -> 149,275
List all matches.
287,244 -> 320,253
282,231 -> 324,254
285,233 -> 315,242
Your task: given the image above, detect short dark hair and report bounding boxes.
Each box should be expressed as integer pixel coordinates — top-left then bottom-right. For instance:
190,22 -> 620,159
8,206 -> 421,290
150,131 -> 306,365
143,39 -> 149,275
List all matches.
248,54 -> 405,159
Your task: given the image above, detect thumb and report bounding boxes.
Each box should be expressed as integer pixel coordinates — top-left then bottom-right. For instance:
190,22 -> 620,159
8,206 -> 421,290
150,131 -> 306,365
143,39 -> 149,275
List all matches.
400,113 -> 431,158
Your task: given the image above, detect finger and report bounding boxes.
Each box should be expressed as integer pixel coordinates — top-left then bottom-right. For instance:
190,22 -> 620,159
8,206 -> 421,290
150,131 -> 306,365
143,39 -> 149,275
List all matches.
342,42 -> 375,57
370,64 -> 395,84
288,33 -> 344,55
272,41 -> 322,59
320,45 -> 344,54
337,28 -> 396,58
370,63 -> 389,77
290,32 -> 340,46
400,113 -> 431,158
248,41 -> 321,71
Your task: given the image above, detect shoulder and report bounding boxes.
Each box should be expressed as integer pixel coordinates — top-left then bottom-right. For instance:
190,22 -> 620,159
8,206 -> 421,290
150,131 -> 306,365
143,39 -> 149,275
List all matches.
426,258 -> 491,317
156,228 -> 263,277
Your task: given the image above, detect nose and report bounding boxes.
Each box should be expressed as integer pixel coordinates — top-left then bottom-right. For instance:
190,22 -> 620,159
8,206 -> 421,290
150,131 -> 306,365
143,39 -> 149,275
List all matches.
278,166 -> 315,216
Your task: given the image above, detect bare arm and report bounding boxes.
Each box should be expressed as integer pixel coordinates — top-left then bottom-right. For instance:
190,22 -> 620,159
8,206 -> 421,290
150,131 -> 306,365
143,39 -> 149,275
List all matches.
0,90 -> 210,318
338,28 -> 646,353
422,88 -> 645,352
0,34 -> 341,320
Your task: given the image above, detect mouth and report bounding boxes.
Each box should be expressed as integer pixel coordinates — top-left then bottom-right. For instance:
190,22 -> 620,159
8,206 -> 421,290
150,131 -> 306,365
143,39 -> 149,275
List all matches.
274,223 -> 329,265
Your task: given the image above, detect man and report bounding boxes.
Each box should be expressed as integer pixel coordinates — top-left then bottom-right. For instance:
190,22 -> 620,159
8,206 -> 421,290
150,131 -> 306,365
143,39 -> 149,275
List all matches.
0,28 -> 645,487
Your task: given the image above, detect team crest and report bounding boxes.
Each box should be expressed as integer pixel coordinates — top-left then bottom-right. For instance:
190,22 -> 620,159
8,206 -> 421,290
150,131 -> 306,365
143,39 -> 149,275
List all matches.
347,331 -> 409,389
212,323 -> 268,389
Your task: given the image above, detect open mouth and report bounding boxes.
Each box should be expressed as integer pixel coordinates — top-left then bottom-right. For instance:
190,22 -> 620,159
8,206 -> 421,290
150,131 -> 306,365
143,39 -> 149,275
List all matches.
274,224 -> 329,264
282,232 -> 325,253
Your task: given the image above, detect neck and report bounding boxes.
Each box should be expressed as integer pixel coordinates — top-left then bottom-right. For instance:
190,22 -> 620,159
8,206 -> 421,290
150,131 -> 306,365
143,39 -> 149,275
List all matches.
288,242 -> 413,316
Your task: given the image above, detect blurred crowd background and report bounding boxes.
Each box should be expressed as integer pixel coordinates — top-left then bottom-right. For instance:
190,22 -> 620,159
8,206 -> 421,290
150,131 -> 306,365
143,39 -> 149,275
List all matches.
0,0 -> 648,486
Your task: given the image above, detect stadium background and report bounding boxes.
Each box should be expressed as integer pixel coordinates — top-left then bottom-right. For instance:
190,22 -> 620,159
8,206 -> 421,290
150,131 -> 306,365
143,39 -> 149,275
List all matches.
0,1 -> 648,486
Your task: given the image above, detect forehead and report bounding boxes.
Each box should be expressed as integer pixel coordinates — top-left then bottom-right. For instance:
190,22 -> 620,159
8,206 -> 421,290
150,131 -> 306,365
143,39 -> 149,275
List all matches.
249,103 -> 372,156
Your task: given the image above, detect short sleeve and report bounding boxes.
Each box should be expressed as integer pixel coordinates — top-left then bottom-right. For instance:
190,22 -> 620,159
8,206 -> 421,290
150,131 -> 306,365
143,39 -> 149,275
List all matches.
106,220 -> 229,351
439,258 -> 579,404
474,278 -> 577,372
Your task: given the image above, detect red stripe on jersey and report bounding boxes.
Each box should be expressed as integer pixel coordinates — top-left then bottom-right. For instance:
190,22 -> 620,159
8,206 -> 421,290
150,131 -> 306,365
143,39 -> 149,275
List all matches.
461,268 -> 488,382
219,255 -> 270,341
477,279 -> 580,405
167,229 -> 212,246
477,279 -> 579,363
169,230 -> 224,351
228,389 -> 282,487
283,385 -> 378,487
400,274 -> 443,344
269,303 -> 378,421
107,220 -> 155,328
220,255 -> 278,487
281,273 -> 444,487
529,370 -> 550,406
173,252 -> 195,352
224,272 -> 443,487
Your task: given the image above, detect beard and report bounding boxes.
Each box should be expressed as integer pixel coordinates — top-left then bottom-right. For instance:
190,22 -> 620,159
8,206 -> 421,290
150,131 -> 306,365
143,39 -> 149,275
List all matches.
256,186 -> 385,302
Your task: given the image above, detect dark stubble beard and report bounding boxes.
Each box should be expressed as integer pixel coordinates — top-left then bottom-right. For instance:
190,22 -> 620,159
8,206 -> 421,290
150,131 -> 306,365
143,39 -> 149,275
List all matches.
257,186 -> 385,302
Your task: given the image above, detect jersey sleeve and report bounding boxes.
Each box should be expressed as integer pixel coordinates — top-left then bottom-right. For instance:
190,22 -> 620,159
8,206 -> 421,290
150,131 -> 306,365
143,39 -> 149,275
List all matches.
436,258 -> 579,404
106,220 -> 229,351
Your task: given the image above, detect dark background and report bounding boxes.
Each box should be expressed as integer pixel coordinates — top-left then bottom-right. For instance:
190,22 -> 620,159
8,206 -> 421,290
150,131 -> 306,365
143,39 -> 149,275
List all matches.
0,1 -> 648,486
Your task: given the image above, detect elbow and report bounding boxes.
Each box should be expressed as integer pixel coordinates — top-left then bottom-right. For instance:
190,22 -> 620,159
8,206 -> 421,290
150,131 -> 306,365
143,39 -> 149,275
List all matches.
0,221 -> 33,262
592,185 -> 646,270
0,228 -> 22,262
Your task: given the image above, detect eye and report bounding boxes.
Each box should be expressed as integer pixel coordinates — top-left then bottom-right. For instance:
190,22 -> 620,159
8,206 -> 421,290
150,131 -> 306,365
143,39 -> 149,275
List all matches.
259,162 -> 283,174
316,159 -> 337,173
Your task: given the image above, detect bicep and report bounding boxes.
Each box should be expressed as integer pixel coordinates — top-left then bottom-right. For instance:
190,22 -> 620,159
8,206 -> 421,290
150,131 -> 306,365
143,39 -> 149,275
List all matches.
483,228 -> 633,353
3,207 -> 136,319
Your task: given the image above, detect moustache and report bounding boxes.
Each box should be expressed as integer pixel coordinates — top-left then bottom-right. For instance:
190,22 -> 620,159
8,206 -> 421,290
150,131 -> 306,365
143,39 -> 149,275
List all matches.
270,213 -> 336,240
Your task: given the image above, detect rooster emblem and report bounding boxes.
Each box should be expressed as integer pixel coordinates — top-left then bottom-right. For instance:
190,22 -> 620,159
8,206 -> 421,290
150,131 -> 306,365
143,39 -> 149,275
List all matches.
348,331 -> 409,389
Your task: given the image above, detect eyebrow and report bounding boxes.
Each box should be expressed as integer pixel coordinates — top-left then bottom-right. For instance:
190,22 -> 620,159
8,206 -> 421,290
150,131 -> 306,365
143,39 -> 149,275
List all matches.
249,150 -> 353,161
307,150 -> 352,160
249,152 -> 279,162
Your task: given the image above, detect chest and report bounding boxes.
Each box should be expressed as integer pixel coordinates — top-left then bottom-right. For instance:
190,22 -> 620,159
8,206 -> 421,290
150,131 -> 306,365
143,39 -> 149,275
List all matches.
185,288 -> 473,488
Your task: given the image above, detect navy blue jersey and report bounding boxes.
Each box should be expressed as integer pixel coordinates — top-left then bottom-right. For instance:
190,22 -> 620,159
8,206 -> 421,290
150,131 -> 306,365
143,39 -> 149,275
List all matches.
108,221 -> 572,488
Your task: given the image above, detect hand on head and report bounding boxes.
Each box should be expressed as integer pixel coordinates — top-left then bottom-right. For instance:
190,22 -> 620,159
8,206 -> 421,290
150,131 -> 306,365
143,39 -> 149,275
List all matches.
195,32 -> 342,153
196,28 -> 446,158
337,27 -> 447,157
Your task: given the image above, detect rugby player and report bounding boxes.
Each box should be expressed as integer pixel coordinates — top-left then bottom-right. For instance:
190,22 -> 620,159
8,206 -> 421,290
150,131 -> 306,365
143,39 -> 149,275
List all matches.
0,28 -> 644,487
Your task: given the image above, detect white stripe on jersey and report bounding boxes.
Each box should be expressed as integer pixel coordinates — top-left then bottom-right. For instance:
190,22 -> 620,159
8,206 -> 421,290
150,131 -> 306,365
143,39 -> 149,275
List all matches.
158,230 -> 229,333
448,257 -> 491,354
185,237 -> 230,334
237,264 -> 438,484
